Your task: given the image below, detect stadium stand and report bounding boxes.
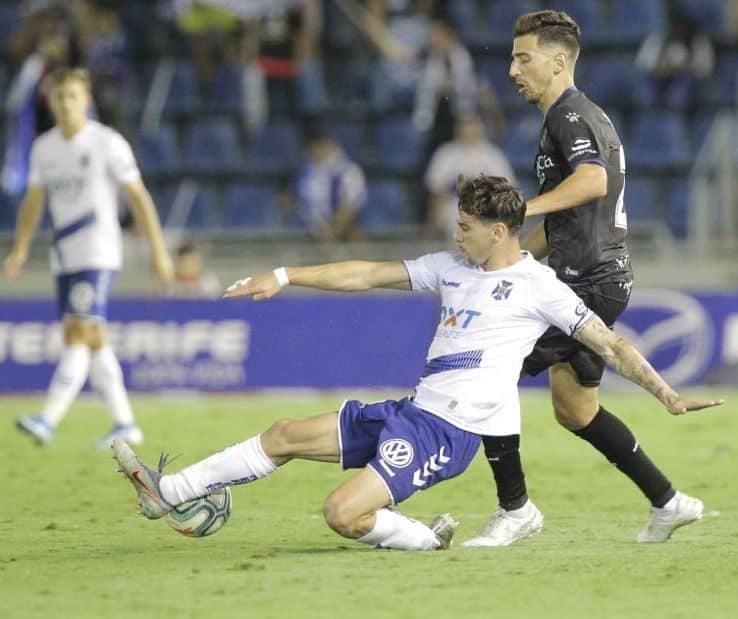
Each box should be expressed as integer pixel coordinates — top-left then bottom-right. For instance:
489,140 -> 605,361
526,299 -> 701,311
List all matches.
0,0 -> 737,246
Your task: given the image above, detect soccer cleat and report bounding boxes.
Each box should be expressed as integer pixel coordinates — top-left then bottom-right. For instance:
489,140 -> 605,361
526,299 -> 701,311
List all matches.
460,500 -> 544,548
16,415 -> 54,445
635,491 -> 703,543
429,513 -> 459,550
94,424 -> 143,450
111,440 -> 174,519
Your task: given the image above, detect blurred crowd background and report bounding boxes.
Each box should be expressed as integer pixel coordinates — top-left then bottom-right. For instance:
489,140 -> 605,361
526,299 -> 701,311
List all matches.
1,0 -> 738,294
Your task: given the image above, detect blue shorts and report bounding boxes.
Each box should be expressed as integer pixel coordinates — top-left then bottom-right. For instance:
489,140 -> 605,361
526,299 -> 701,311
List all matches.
338,397 -> 481,504
56,270 -> 117,321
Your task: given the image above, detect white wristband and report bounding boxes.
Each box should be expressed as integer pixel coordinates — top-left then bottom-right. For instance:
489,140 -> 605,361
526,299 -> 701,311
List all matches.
273,267 -> 289,287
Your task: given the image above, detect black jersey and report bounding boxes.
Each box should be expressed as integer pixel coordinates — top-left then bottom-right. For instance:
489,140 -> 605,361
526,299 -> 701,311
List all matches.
535,87 -> 632,288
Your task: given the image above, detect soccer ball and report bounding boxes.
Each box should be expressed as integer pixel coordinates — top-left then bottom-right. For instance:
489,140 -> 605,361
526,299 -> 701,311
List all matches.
165,487 -> 232,537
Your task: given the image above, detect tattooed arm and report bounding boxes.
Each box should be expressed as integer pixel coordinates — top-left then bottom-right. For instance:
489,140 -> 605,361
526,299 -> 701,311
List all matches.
573,314 -> 723,414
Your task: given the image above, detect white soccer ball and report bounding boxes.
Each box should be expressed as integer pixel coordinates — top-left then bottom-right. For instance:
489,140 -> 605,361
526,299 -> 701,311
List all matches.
165,487 -> 232,537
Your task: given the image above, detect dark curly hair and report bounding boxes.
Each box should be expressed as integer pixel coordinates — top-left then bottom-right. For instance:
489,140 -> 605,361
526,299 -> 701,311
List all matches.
514,10 -> 581,60
457,174 -> 526,235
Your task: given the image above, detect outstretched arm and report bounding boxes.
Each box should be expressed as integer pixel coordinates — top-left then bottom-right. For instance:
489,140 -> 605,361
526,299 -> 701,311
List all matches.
224,261 -> 411,301
573,314 -> 724,415
3,185 -> 45,279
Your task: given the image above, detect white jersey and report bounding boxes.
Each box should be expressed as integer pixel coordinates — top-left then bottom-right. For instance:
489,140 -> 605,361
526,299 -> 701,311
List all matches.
404,251 -> 594,436
28,120 -> 141,274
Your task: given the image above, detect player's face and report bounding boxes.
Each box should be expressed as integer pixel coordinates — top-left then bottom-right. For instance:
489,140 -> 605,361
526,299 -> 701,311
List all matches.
455,211 -> 498,265
509,34 -> 555,104
49,80 -> 90,130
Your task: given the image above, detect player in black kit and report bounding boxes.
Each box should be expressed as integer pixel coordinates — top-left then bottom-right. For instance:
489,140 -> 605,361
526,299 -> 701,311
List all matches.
462,10 -> 704,547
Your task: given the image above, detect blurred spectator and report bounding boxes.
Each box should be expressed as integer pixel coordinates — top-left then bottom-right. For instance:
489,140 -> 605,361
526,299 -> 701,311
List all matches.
71,0 -> 132,130
172,0 -> 242,94
424,115 -> 515,239
363,0 -> 433,109
412,20 -> 476,139
291,134 -> 367,241
255,1 -> 326,118
635,0 -> 715,109
170,242 -> 222,299
2,8 -> 75,198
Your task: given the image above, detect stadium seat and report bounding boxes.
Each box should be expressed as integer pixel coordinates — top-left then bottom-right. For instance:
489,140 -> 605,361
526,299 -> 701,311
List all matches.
223,182 -> 281,228
664,180 -> 690,239
163,60 -> 201,111
505,112 -> 541,169
244,122 -> 302,174
585,55 -> 654,109
320,118 -> 367,163
152,182 -> 221,228
135,123 -> 179,173
359,180 -> 414,228
183,117 -> 242,171
624,176 -> 661,223
627,112 -> 690,169
211,62 -> 244,108
0,6 -> 19,44
546,0 -> 606,43
608,0 -> 666,44
488,0 -> 541,44
707,54 -> 738,106
373,118 -> 424,173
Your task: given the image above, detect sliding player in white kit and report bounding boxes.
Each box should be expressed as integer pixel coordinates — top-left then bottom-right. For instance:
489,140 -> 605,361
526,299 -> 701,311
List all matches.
111,175 -> 721,550
3,68 -> 173,448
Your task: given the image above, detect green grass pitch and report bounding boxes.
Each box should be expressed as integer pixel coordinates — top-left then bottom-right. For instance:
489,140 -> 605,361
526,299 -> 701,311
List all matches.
2,389 -> 737,619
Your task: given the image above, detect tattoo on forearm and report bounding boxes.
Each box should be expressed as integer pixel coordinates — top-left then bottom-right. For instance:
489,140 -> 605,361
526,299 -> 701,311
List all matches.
573,317 -> 674,404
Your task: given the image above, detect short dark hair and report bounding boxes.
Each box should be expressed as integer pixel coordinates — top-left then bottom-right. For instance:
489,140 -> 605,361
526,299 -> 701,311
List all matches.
176,242 -> 199,257
457,174 -> 526,234
514,10 -> 581,59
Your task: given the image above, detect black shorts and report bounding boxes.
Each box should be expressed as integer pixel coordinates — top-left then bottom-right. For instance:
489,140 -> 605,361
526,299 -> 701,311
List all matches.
522,281 -> 631,387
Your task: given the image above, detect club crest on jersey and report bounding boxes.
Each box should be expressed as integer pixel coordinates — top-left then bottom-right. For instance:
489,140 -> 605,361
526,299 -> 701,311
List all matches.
491,280 -> 513,300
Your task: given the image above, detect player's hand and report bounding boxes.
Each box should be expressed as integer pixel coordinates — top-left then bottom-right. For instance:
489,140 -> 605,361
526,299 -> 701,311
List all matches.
151,252 -> 174,287
3,249 -> 28,279
665,395 -> 725,415
223,272 -> 283,301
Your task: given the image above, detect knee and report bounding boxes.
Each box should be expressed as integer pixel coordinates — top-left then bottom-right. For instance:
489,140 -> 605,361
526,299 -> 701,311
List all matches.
261,419 -> 296,455
551,394 -> 596,431
322,494 -> 359,538
64,320 -> 91,345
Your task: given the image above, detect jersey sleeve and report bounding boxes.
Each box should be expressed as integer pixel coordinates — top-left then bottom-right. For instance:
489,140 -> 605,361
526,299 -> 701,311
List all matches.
533,272 -> 594,336
403,251 -> 456,292
27,139 -> 44,187
107,132 -> 141,185
548,105 -> 606,170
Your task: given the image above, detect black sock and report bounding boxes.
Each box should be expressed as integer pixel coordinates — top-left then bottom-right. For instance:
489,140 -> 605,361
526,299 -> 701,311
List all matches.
482,434 -> 528,511
573,407 -> 675,507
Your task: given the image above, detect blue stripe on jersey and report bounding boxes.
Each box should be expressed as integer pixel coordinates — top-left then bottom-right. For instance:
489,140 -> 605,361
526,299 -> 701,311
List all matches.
53,211 -> 97,242
422,349 -> 484,377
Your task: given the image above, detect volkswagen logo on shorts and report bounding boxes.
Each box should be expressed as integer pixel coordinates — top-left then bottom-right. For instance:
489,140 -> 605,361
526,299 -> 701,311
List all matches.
379,439 -> 414,468
604,289 -> 713,388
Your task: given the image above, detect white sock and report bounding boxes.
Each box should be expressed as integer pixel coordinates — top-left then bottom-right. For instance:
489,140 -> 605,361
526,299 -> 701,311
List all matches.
160,435 -> 277,504
89,346 -> 135,426
357,508 -> 441,551
40,344 -> 91,427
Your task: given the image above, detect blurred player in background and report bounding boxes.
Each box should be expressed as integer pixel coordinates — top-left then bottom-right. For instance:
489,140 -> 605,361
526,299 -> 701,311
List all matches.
3,68 -> 173,448
465,11 -> 703,548
112,175 -> 720,551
